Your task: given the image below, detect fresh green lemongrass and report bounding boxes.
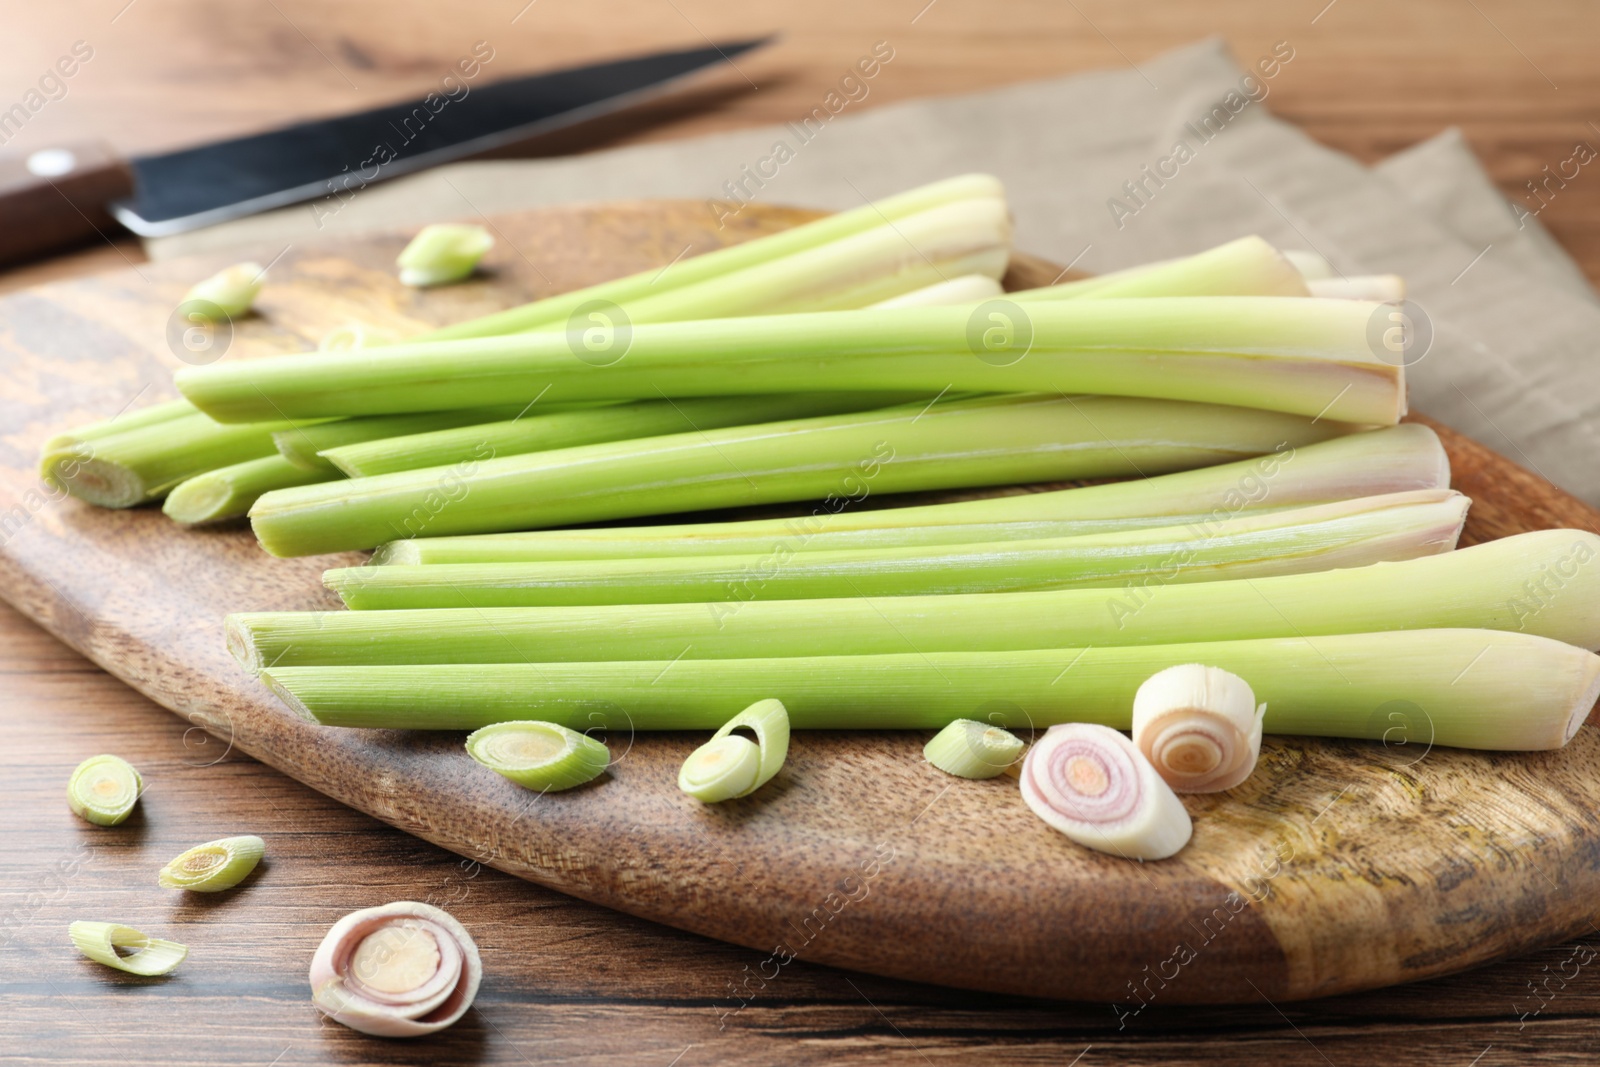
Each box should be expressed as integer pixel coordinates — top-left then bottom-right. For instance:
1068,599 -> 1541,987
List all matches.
229,531 -> 1600,670
164,455 -> 337,524
323,392 -> 922,478
1309,275 -> 1407,301
176,296 -> 1404,426
40,397 -> 196,458
260,628 -> 1600,752
157,835 -> 266,891
249,394 -> 1355,557
678,699 -> 789,802
373,424 -> 1448,564
872,274 -> 1004,308
69,922 -> 187,976
422,174 -> 1004,341
184,262 -> 264,320
465,721 -> 609,791
44,412 -> 316,508
325,490 -> 1466,609
67,754 -> 142,826
924,720 -> 1025,779
398,224 -> 493,287
274,406 -> 532,471
1013,236 -> 1309,301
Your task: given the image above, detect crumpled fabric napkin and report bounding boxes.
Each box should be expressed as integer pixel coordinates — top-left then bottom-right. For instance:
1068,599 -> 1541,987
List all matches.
146,38 -> 1600,503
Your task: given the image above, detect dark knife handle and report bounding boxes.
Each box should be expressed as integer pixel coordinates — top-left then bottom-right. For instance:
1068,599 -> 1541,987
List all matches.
0,141 -> 134,266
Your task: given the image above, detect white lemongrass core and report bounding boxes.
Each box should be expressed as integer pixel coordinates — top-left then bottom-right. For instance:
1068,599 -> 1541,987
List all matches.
1132,664 -> 1266,793
1019,723 -> 1192,860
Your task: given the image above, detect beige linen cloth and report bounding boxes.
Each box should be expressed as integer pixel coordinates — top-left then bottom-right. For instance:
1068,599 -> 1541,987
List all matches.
148,39 -> 1600,503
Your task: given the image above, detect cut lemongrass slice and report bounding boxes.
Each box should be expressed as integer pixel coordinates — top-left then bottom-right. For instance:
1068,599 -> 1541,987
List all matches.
464,721 -> 609,791
679,698 -> 789,802
1132,665 -> 1266,793
69,921 -> 187,976
67,754 -> 142,826
184,262 -> 264,320
157,835 -> 266,892
1019,723 -> 1192,860
310,901 -> 481,1037
924,719 -> 1025,779
397,224 -> 493,287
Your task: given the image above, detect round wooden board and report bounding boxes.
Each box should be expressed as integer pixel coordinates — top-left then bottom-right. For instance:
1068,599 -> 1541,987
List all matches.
1,200 -> 1597,1005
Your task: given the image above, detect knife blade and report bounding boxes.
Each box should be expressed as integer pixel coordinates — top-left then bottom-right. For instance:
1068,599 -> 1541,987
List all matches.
0,38 -> 770,263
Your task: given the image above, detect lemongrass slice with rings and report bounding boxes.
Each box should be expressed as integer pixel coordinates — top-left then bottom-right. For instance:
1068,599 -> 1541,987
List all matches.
678,698 -> 790,802
69,921 -> 187,976
158,835 -> 266,892
309,901 -> 482,1037
924,719 -> 1025,779
465,720 -> 609,791
1132,664 -> 1266,793
1019,723 -> 1192,860
67,754 -> 142,826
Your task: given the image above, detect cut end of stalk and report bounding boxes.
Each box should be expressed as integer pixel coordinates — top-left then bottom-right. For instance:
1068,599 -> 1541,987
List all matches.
162,474 -> 234,525
43,451 -> 148,508
224,615 -> 266,673
1565,654 -> 1600,743
260,670 -> 319,723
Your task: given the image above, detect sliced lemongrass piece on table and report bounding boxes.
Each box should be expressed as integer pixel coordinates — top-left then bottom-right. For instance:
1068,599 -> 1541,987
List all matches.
679,699 -> 790,802
229,530 -> 1600,672
67,754 -> 142,826
310,901 -> 481,1038
372,424 -> 1450,565
184,261 -> 264,320
322,391 -> 918,478
260,628 -> 1600,752
1132,665 -> 1266,793
250,394 -> 1356,557
324,490 -> 1466,609
175,296 -> 1405,426
398,224 -> 493,287
465,721 -> 609,791
1020,723 -> 1192,860
924,720 -> 1025,779
1309,275 -> 1407,302
69,921 -> 188,976
157,834 -> 265,891
423,173 -> 1005,341
164,454 -> 337,524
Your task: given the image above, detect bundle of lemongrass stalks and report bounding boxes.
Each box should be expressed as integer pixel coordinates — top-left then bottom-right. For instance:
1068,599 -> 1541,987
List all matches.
41,175 -> 1600,791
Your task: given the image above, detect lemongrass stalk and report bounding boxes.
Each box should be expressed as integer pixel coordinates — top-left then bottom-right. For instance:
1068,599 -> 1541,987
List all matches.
69,922 -> 187,976
261,628 -> 1600,752
323,392 -> 922,478
67,754 -> 142,826
373,424 -> 1448,564
421,174 -> 1004,341
157,835 -> 266,891
1021,723 -> 1192,860
924,720 -> 1025,779
230,531 -> 1600,670
324,491 -> 1465,609
274,406 -> 533,471
397,224 -> 493,287
176,297 -> 1404,426
465,721 -> 609,791
163,455 -> 338,524
44,412 -> 316,508
41,397 -> 196,455
1309,275 -> 1407,301
1012,236 -> 1309,301
248,394 -> 1355,557
872,274 -> 1004,308
1284,249 -> 1334,280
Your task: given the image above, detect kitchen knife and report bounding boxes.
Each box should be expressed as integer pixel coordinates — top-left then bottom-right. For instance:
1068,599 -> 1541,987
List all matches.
0,38 -> 770,265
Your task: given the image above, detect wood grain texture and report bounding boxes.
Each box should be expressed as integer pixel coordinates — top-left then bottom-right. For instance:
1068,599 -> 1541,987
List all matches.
3,201 -> 1600,1019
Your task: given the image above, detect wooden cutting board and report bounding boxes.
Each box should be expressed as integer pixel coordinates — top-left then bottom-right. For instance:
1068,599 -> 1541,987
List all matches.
3,201 -> 1598,1006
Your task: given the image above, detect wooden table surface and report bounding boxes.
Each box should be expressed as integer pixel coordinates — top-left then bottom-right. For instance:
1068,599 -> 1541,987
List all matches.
6,2 -> 1600,1062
